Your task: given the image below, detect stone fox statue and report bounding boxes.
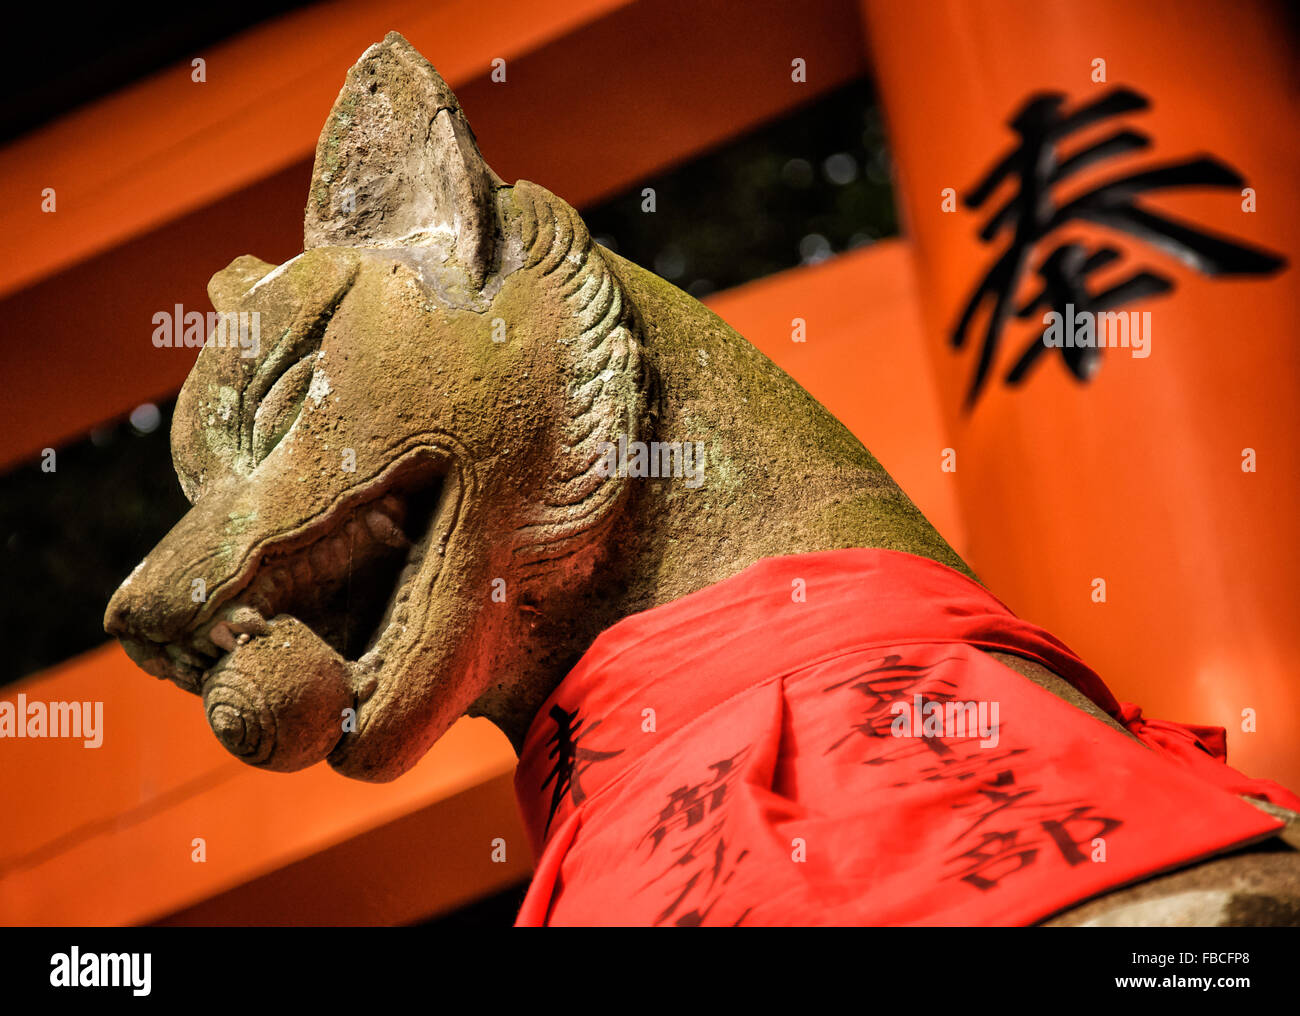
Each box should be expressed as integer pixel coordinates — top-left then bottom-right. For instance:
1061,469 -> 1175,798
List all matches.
104,33 -> 1300,926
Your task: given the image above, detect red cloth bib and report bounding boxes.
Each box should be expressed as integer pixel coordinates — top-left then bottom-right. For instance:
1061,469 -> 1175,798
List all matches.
513,549 -> 1296,926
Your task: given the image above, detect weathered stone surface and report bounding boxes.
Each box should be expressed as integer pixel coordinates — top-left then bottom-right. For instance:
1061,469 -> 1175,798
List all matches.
103,33 -> 1297,925
303,31 -> 503,291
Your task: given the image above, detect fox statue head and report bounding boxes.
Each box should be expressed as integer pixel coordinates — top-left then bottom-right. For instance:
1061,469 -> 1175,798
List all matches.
104,32 -> 966,781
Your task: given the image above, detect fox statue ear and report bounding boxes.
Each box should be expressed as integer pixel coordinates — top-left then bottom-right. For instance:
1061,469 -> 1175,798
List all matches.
304,31 -> 503,289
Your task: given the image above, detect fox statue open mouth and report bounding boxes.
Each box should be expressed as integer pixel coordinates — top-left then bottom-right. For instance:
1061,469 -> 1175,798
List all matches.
103,32 -> 1300,925
115,440 -> 461,774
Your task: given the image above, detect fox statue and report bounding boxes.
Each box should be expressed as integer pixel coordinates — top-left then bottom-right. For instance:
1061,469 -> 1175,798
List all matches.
104,33 -> 1299,927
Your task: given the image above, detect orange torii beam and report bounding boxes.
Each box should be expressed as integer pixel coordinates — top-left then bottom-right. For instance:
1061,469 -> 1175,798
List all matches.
0,0 -> 868,471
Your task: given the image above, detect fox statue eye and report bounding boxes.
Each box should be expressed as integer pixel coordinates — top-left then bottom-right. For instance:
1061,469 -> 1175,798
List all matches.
251,355 -> 316,463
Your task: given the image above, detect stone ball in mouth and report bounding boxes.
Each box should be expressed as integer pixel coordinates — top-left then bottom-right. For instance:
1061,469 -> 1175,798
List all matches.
201,614 -> 354,771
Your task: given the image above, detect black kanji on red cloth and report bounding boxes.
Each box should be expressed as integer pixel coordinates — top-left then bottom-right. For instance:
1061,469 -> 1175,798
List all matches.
941,762 -> 1123,891
637,747 -> 753,926
639,748 -> 751,853
540,704 -> 624,836
823,651 -> 1125,894
822,653 -> 967,759
953,86 -> 1286,408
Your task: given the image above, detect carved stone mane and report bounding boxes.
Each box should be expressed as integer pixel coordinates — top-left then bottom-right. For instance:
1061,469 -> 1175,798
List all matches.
507,181 -> 650,571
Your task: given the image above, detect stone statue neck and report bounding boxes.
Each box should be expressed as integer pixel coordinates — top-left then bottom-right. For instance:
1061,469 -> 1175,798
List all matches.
602,250 -> 974,614
477,252 -> 974,751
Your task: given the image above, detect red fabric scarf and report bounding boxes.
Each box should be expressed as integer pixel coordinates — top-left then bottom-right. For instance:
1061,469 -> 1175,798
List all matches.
513,549 -> 1297,926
